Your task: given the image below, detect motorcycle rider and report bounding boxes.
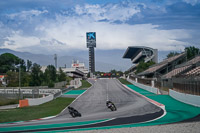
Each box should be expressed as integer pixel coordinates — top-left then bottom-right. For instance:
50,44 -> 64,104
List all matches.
68,106 -> 81,117
106,101 -> 117,111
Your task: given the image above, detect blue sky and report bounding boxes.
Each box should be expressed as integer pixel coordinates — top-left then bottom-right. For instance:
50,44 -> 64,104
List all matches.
0,0 -> 200,55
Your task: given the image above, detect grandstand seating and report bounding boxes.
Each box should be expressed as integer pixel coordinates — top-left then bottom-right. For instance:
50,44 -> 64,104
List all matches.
184,66 -> 200,76
162,65 -> 191,79
174,56 -> 200,78
138,53 -> 185,77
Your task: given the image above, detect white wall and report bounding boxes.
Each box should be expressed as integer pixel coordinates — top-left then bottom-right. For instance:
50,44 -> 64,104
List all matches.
70,78 -> 82,88
169,89 -> 200,107
0,89 -> 60,94
27,95 -> 54,106
127,78 -> 158,94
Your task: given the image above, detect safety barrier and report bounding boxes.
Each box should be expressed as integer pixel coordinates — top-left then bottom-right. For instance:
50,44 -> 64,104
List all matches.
19,99 -> 29,107
27,95 -> 54,106
169,89 -> 200,107
18,87 -> 73,107
127,78 -> 159,94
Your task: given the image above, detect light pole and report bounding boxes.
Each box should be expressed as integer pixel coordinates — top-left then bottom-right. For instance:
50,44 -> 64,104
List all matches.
18,64 -> 21,100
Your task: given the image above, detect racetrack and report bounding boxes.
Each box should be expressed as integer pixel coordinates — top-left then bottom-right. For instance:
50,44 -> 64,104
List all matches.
58,78 -> 162,121
0,79 -> 163,132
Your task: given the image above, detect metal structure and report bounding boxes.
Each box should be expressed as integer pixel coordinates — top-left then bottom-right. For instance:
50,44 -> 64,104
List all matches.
86,32 -> 96,73
123,46 -> 158,64
123,46 -> 158,74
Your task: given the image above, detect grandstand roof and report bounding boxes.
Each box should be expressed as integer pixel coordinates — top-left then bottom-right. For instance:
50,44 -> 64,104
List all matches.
123,46 -> 158,63
138,52 -> 186,76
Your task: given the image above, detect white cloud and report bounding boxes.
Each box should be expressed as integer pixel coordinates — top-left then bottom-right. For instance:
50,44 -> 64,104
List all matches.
2,30 -> 40,50
33,14 -> 190,52
183,0 -> 200,5
0,3 -> 197,54
7,10 -> 48,20
74,3 -> 140,22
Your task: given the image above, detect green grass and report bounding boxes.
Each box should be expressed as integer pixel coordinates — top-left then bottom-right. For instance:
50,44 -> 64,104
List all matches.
74,80 -> 92,90
0,97 -> 19,106
118,78 -> 132,85
0,97 -> 75,123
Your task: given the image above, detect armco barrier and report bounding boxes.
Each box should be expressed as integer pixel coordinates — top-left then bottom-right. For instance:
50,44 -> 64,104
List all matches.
169,89 -> 200,107
27,95 -> 54,106
127,78 -> 159,94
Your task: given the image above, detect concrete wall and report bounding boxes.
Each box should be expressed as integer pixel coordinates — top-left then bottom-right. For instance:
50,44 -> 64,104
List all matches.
127,78 -> 158,94
0,89 -> 60,95
54,81 -> 67,88
70,78 -> 82,88
169,89 -> 200,107
27,95 -> 54,106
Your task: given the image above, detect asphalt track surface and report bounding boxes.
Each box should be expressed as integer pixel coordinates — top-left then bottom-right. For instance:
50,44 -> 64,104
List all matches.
0,79 -> 163,133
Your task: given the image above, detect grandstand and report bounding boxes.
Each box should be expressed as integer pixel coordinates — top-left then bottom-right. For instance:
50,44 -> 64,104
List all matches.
138,53 -> 186,78
162,55 -> 200,79
123,45 -> 200,95
172,63 -> 200,95
184,66 -> 200,76
123,46 -> 158,73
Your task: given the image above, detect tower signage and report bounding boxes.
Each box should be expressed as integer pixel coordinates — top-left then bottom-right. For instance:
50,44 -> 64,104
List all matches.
86,32 -> 96,48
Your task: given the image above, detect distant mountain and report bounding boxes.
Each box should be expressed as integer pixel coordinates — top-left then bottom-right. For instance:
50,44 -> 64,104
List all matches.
0,48 -> 171,72
0,48 -> 132,72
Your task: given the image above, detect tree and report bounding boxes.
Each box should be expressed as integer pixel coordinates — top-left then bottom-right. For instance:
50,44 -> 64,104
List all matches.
27,60 -> 32,72
185,46 -> 200,60
167,52 -> 179,58
44,65 -> 57,82
110,69 -> 117,74
136,60 -> 155,74
19,59 -> 26,72
30,63 -> 43,86
58,68 -> 66,82
0,53 -> 21,73
6,71 -> 19,87
21,72 -> 31,87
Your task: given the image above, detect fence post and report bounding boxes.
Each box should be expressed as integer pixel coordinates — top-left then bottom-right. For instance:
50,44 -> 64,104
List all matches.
151,80 -> 155,88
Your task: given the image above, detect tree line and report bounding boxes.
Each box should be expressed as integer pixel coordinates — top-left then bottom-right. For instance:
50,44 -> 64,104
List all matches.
0,53 -> 66,87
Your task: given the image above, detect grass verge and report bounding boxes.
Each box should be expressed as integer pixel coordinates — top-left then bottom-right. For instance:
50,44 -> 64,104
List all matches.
74,80 -> 92,90
0,97 -> 19,106
118,78 -> 132,85
0,97 -> 75,123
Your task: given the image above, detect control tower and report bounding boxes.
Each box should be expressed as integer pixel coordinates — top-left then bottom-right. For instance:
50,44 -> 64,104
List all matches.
86,32 -> 96,74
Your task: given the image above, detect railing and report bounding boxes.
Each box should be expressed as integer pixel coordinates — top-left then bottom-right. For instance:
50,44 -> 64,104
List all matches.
172,77 -> 200,95
129,75 -> 168,94
129,76 -> 136,81
173,81 -> 200,95
138,78 -> 152,86
155,81 -> 161,89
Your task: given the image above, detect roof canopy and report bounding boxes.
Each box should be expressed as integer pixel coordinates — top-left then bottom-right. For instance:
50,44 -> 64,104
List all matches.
123,46 -> 157,64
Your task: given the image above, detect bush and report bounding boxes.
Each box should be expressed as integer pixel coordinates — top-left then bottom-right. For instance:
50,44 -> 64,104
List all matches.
48,81 -> 54,88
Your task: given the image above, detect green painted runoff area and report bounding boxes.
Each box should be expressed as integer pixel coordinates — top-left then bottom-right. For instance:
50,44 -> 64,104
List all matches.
64,90 -> 86,95
1,84 -> 200,133
0,119 -> 109,132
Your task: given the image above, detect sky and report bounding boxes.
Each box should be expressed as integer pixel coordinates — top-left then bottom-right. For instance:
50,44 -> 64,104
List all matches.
0,0 -> 200,55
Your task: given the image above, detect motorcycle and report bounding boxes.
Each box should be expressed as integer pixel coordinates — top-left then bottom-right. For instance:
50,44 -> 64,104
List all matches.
106,101 -> 117,111
68,106 -> 82,118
